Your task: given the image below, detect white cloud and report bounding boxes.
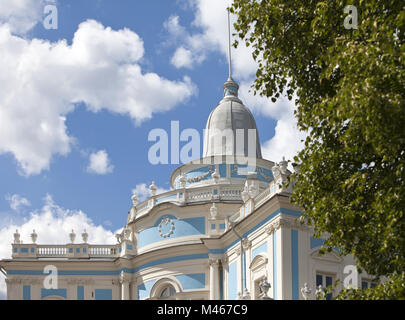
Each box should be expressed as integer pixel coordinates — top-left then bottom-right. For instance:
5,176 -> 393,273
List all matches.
0,19 -> 196,176
132,183 -> 170,202
0,0 -> 48,34
262,110 -> 306,165
238,82 -> 292,120
171,46 -> 193,69
5,194 -> 31,212
165,1 -> 254,78
163,15 -> 187,40
0,194 -> 119,299
87,150 -> 114,175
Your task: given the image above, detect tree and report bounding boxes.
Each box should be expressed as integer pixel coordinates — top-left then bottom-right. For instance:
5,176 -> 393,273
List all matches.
231,0 -> 405,298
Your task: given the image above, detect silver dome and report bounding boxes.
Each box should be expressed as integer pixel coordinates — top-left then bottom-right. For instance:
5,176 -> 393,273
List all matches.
203,78 -> 262,158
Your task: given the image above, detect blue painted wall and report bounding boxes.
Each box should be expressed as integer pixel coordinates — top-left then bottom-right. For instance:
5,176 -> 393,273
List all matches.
41,288 -> 67,299
252,242 -> 267,259
137,279 -> 155,300
77,286 -> 84,300
291,229 -> 299,300
95,289 -> 112,300
138,215 -> 205,248
219,164 -> 227,177
175,273 -> 205,290
23,285 -> 30,300
230,164 -> 273,183
228,262 -> 237,300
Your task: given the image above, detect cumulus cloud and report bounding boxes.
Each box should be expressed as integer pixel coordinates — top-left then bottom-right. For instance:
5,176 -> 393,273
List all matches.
5,194 -> 31,212
239,87 -> 306,164
0,0 -> 49,34
163,15 -> 187,40
261,110 -> 306,165
238,83 -> 292,120
0,19 -> 196,176
87,150 -> 114,175
171,46 -> 194,69
164,2 -> 254,78
0,194 -> 119,299
132,183 -> 170,202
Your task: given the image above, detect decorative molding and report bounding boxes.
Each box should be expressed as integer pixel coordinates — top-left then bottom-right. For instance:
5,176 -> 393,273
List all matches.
264,218 -> 286,234
249,254 -> 268,272
231,165 -> 240,175
186,166 -> 214,183
5,278 -> 22,284
264,216 -> 305,235
209,258 -> 221,267
158,216 -> 175,238
310,249 -> 343,263
149,276 -> 183,299
20,278 -> 41,285
257,167 -> 272,182
66,279 -> 95,285
119,273 -> 131,284
242,238 -> 251,250
265,224 -> 276,235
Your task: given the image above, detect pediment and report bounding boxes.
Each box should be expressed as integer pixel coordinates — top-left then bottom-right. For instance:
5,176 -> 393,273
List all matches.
310,249 -> 343,263
249,253 -> 268,271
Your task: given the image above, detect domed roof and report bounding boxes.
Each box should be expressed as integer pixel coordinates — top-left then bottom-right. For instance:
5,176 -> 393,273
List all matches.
203,78 -> 262,158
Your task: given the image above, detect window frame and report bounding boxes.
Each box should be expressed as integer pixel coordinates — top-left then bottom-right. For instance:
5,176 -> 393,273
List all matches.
315,272 -> 335,300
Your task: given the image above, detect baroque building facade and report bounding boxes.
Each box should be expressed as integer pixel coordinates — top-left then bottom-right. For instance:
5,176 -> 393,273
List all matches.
0,76 -> 375,301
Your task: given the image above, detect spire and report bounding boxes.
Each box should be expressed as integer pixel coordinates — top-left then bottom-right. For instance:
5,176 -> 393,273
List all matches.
223,8 -> 239,98
227,7 -> 232,81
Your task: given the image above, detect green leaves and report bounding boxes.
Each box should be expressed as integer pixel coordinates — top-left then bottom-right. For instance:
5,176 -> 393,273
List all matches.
232,0 -> 405,299
337,273 -> 405,300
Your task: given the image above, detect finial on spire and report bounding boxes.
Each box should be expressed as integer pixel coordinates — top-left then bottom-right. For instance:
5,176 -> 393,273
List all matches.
222,7 -> 239,98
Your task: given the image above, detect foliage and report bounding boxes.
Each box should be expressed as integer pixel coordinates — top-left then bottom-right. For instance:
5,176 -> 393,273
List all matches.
231,0 -> 405,298
336,272 -> 405,300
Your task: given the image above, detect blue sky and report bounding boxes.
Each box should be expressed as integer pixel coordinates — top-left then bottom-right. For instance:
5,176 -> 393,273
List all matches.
0,0 -> 304,270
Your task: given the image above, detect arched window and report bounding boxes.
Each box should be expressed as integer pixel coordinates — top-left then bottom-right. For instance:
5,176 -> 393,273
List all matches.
149,277 -> 182,300
159,285 -> 176,298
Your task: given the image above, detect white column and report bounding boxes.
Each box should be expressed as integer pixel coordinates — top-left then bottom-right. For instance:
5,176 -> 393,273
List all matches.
121,281 -> 130,300
120,275 -> 130,300
209,259 -> 220,300
31,280 -> 41,300
6,279 -> 19,300
278,219 -> 292,300
299,227 -> 310,300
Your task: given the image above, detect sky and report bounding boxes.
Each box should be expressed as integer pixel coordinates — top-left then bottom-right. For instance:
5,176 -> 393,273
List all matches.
0,0 -> 305,299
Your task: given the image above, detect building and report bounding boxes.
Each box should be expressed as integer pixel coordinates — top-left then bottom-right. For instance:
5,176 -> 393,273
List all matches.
0,73 -> 376,301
